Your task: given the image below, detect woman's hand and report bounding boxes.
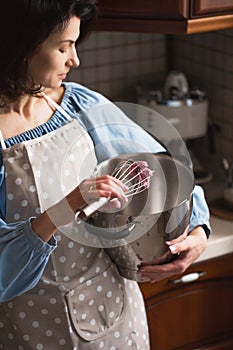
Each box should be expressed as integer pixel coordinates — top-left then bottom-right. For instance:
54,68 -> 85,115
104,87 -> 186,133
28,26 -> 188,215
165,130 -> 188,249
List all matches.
47,175 -> 128,226
137,226 -> 208,283
32,175 -> 128,241
68,175 -> 129,213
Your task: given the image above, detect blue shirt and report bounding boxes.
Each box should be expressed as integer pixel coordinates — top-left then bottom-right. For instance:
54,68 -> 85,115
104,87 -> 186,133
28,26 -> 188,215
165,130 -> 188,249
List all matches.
0,82 -> 211,301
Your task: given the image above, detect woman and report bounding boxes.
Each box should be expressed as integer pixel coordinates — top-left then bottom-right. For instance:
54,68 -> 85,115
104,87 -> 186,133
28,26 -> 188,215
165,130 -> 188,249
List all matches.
0,0 -> 210,349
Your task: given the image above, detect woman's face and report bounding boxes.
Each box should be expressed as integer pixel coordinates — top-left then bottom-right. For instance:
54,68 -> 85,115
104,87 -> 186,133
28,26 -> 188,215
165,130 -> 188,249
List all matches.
28,16 -> 80,89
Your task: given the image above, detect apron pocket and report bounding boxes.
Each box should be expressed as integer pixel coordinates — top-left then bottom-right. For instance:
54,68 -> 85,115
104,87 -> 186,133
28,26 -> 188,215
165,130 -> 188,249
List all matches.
65,263 -> 127,341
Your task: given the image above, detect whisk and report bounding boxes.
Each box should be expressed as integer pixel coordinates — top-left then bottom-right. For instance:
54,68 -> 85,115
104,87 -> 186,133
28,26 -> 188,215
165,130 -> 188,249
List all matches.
75,159 -> 154,222
112,159 -> 154,197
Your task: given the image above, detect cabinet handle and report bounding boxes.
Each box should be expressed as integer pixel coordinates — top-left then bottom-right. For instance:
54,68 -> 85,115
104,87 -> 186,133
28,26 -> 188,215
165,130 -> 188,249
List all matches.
169,271 -> 206,284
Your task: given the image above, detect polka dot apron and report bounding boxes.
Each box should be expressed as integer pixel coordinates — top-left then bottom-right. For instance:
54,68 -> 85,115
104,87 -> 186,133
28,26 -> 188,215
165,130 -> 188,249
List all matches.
0,95 -> 150,350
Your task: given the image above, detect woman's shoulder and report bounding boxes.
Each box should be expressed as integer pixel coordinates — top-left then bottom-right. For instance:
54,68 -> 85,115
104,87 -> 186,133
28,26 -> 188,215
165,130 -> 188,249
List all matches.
62,82 -> 111,113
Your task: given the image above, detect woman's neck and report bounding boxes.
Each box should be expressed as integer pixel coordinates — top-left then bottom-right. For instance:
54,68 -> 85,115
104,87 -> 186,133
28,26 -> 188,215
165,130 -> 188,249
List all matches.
0,86 -> 64,139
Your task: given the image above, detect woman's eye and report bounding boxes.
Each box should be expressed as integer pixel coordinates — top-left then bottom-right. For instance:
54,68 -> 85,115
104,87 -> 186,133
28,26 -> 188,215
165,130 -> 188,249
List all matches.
59,48 -> 66,53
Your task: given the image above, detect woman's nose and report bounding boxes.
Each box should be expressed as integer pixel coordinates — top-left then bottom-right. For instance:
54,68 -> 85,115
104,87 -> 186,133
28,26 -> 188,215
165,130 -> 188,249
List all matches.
67,48 -> 80,68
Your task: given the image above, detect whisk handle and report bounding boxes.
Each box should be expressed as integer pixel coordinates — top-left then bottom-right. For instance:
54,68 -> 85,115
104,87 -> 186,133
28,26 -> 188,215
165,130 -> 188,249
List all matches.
75,197 -> 109,222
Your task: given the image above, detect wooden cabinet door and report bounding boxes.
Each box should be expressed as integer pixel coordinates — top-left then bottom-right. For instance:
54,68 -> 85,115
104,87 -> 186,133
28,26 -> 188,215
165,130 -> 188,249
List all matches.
97,0 -> 188,19
140,254 -> 233,350
98,0 -> 233,19
96,0 -> 233,33
191,0 -> 233,18
146,278 -> 233,349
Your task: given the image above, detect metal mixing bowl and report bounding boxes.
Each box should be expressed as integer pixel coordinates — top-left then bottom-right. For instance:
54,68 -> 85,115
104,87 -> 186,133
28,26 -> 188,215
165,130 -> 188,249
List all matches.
85,152 -> 194,281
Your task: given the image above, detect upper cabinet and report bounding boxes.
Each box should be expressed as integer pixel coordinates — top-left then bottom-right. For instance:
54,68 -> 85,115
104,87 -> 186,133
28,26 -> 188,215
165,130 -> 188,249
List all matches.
96,0 -> 233,34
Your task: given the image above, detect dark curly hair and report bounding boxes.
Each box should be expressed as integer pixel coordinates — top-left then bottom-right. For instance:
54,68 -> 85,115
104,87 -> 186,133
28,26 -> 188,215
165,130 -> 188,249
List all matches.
0,0 -> 97,106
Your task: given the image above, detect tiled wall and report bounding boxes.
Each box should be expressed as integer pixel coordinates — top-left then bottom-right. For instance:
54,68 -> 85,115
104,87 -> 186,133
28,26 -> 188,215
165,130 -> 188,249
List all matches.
68,32 -> 167,101
67,29 -> 233,181
172,29 -> 233,181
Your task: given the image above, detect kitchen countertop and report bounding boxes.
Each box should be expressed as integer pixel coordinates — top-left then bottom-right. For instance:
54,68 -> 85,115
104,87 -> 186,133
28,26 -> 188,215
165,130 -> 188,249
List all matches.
194,181 -> 233,263
196,215 -> 233,263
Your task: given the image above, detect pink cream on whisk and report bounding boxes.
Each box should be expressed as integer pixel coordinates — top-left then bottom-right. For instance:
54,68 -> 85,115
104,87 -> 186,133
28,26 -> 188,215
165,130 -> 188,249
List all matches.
128,161 -> 154,190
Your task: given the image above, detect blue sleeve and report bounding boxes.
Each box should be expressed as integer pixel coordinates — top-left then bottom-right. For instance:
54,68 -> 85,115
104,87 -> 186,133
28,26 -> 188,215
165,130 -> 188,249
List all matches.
0,217 -> 57,302
189,185 -> 211,237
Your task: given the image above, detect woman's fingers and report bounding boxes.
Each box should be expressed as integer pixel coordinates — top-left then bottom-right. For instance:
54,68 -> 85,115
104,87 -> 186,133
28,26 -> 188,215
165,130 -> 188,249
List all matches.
140,250 -> 173,266
165,225 -> 190,254
137,226 -> 208,283
79,175 -> 129,204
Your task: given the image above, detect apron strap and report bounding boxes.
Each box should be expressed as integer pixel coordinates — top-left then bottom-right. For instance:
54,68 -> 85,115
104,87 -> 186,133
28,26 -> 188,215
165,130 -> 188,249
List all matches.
0,129 -> 6,150
41,92 -> 73,122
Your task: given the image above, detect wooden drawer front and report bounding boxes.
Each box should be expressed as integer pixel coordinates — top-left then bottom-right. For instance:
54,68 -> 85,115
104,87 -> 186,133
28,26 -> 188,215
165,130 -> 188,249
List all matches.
146,278 -> 233,350
191,0 -> 233,18
139,253 -> 233,349
98,0 -> 188,19
139,253 -> 233,300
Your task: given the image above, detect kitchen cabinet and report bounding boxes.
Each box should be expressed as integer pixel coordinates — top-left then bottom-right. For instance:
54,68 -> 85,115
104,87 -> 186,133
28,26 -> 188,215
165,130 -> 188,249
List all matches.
139,253 -> 233,350
96,0 -> 233,34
